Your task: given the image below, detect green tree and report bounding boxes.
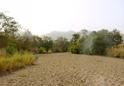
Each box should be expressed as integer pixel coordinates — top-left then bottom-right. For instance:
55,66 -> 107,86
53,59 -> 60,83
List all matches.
42,36 -> 53,52
0,12 -> 19,37
111,29 -> 123,46
53,37 -> 69,52
0,12 -> 19,54
70,33 -> 80,54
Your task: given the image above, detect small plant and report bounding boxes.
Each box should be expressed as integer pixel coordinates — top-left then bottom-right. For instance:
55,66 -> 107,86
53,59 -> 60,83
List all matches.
38,47 -> 46,54
6,43 -> 17,55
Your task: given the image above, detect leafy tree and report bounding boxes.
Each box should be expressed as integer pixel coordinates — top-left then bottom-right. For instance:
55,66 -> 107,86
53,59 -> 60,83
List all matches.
71,33 -> 80,43
70,29 -> 123,55
42,36 -> 53,52
91,30 -> 109,55
0,12 -> 20,55
31,36 -> 42,53
53,37 -> 69,52
80,29 -> 88,37
0,12 -> 19,37
111,29 -> 123,46
70,33 -> 80,54
17,30 -> 33,51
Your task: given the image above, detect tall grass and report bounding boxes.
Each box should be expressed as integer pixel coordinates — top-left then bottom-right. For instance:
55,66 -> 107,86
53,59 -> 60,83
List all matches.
107,44 -> 124,58
0,52 -> 36,71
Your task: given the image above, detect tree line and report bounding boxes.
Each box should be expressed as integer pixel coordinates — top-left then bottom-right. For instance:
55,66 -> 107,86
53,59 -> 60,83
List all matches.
0,12 -> 124,58
0,12 -> 69,55
69,29 -> 123,56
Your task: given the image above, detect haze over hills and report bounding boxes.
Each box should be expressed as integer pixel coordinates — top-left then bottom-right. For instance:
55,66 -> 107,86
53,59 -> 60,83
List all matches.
45,30 -> 124,42
45,31 -> 75,40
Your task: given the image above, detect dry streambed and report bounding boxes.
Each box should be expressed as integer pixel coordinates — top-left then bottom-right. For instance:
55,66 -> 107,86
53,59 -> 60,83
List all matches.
0,53 -> 124,86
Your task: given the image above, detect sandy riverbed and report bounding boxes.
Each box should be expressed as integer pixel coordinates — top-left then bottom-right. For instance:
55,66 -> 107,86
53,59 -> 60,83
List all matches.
0,53 -> 124,86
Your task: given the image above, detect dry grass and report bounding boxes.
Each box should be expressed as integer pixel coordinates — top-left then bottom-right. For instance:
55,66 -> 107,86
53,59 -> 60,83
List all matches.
107,44 -> 124,58
0,52 -> 36,71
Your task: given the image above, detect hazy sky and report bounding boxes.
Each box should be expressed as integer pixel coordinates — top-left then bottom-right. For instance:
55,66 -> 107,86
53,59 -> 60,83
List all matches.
0,0 -> 124,35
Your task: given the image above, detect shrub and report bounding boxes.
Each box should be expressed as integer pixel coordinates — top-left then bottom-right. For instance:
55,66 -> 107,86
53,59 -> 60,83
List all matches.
48,49 -> 52,53
70,45 -> 80,54
0,52 -> 36,71
6,43 -> 17,55
38,47 -> 46,54
52,37 -> 69,52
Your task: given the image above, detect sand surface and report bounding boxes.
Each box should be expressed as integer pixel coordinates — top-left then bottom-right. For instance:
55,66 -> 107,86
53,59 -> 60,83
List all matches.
0,53 -> 124,86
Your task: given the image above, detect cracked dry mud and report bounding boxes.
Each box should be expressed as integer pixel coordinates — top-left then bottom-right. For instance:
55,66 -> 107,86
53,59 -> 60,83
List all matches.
0,53 -> 124,86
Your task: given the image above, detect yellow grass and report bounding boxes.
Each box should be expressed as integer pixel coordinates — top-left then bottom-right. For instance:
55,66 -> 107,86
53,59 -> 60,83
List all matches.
107,44 -> 124,58
0,52 -> 36,71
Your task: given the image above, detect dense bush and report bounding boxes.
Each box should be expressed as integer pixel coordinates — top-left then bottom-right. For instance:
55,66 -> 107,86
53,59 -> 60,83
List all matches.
6,43 -> 17,55
70,33 -> 81,54
52,37 -> 69,52
42,36 -> 53,52
70,29 -> 123,55
38,47 -> 47,54
70,45 -> 80,54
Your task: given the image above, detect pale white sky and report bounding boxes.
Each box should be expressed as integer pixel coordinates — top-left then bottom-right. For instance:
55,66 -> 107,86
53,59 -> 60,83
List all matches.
0,0 -> 124,35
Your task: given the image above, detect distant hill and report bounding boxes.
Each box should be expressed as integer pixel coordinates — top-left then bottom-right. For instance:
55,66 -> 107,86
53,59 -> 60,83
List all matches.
45,31 -> 124,42
45,31 -> 75,40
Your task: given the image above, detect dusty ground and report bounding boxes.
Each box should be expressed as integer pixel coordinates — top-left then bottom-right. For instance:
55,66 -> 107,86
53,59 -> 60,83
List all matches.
0,53 -> 124,86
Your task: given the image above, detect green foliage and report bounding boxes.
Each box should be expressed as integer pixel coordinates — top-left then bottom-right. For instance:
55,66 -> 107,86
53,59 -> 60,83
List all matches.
71,33 -> 80,43
79,36 -> 93,54
70,29 -> 123,55
91,29 -> 123,55
53,37 -> 69,52
0,12 -> 124,58
0,12 -> 19,37
0,12 -> 19,51
6,43 -> 17,55
111,29 -> 123,45
42,36 -> 53,52
0,13 -> 43,54
38,47 -> 46,54
70,45 -> 80,54
70,33 -> 80,54
91,30 -> 108,55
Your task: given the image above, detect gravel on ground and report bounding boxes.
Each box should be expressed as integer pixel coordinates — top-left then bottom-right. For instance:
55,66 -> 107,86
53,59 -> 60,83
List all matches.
0,53 -> 124,86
